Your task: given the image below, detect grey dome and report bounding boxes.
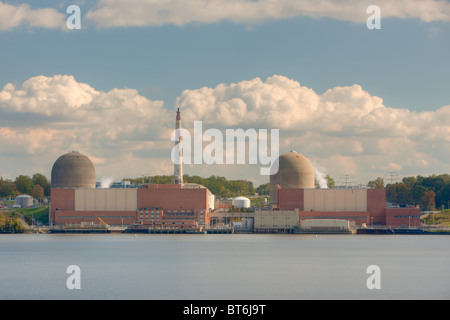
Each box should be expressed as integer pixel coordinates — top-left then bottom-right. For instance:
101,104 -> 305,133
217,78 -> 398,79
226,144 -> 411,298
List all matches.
51,151 -> 96,188
270,151 -> 315,205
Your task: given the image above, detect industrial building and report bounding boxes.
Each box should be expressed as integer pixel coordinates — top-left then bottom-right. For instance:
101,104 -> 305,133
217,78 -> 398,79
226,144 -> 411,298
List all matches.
49,107 -> 420,232
50,181 -> 214,229
269,151 -> 421,229
300,219 -> 356,234
50,109 -> 214,230
254,210 -> 299,233
270,151 -> 315,207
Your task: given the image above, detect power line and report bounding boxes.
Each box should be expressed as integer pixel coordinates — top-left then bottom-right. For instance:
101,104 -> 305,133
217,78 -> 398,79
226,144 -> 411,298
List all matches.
338,174 -> 357,188
385,172 -> 400,184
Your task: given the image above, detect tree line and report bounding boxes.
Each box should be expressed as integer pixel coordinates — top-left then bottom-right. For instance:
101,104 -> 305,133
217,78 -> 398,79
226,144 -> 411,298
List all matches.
125,174 -> 337,198
125,174 -> 258,198
0,174 -> 50,200
368,174 -> 450,211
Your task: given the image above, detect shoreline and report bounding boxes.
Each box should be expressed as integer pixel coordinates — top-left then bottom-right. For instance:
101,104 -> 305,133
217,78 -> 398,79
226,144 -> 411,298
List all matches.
3,228 -> 450,235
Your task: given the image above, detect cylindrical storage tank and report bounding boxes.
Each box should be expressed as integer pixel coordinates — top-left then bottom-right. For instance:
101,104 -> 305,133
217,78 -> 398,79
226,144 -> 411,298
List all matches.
232,196 -> 251,209
51,151 -> 96,188
247,218 -> 254,230
232,222 -> 242,229
270,151 -> 315,206
15,195 -> 33,208
242,218 -> 254,230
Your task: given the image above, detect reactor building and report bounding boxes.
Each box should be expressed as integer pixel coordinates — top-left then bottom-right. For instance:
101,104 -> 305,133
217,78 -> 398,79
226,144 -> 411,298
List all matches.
50,109 -> 214,230
51,151 -> 96,189
265,150 -> 421,229
269,151 -> 315,207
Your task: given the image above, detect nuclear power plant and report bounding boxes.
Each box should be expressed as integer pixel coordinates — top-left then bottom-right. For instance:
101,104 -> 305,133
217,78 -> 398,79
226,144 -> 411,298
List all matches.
50,108 -> 214,232
49,108 -> 421,233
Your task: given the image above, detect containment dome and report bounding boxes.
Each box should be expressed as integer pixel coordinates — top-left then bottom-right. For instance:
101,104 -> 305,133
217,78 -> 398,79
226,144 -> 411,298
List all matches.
269,151 -> 315,206
51,151 -> 96,188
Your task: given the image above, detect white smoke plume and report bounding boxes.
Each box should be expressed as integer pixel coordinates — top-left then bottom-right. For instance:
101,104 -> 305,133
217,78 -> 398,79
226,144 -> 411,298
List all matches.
100,177 -> 115,188
312,161 -> 328,189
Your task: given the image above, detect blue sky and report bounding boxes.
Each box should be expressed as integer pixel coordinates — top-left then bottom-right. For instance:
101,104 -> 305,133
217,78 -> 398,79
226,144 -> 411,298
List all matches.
3,11 -> 449,110
1,0 -> 450,186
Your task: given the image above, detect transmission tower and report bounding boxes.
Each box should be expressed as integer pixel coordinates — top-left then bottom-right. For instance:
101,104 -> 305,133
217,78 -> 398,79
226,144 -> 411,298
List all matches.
385,172 -> 400,185
338,174 -> 357,188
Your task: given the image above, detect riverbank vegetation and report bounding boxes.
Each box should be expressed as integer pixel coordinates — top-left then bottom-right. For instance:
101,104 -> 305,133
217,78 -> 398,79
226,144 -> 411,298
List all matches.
16,207 -> 49,226
421,210 -> 450,226
0,212 -> 26,233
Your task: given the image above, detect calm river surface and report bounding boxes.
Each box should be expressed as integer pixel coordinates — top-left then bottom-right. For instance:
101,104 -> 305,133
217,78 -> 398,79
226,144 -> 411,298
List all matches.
0,233 -> 448,300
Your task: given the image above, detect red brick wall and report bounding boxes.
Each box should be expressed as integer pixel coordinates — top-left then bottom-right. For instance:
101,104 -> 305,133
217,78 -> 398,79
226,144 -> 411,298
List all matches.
138,187 -> 210,226
367,189 -> 386,225
55,210 -> 137,226
137,187 -> 209,212
385,208 -> 421,227
50,188 -> 75,226
278,189 -> 304,210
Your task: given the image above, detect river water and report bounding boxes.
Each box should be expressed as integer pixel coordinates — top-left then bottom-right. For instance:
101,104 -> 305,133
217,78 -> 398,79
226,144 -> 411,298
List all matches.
0,233 -> 448,300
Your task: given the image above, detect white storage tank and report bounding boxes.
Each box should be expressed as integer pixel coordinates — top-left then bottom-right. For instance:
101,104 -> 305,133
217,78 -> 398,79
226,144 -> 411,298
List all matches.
242,218 -> 254,230
232,196 -> 251,209
15,195 -> 33,208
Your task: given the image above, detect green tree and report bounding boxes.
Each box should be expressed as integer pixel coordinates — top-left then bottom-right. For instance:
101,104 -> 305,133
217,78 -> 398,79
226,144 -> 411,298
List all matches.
386,182 -> 411,205
256,183 -> 270,195
436,184 -> 450,210
31,185 -> 44,203
368,177 -> 385,189
32,173 -> 50,197
402,176 -> 417,187
421,190 -> 436,211
410,185 -> 429,209
0,178 -> 17,198
14,175 -> 34,195
326,175 -> 336,188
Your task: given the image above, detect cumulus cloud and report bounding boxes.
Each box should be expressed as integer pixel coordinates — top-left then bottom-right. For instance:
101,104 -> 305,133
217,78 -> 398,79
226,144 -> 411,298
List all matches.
1,73 -> 450,186
0,2 -> 65,31
0,75 -> 169,137
0,74 -> 172,180
2,0 -> 449,32
175,75 -> 450,184
85,0 -> 450,28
